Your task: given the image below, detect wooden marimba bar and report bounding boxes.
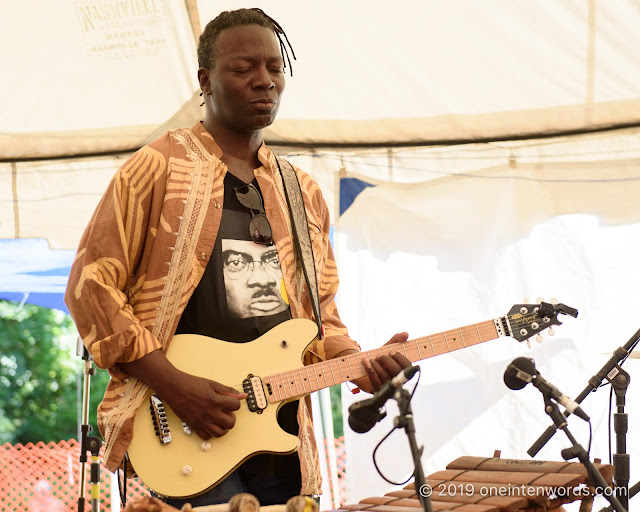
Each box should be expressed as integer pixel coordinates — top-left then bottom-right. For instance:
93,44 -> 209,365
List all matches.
337,452 -> 615,512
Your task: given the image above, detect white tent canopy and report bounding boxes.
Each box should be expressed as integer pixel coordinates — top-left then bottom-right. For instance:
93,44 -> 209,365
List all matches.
3,0 -> 640,245
2,1 -> 639,508
3,0 -> 640,161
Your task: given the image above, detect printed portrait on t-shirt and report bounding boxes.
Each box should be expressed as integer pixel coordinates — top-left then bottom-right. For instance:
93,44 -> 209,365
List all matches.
221,239 -> 289,319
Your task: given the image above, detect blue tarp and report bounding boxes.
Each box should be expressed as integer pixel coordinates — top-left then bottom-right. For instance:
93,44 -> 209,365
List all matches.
0,238 -> 74,313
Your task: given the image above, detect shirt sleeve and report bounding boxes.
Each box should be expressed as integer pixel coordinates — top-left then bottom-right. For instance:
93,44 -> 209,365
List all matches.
296,170 -> 362,365
64,145 -> 166,379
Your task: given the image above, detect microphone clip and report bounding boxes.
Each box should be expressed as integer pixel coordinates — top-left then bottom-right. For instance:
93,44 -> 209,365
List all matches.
347,365 -> 419,434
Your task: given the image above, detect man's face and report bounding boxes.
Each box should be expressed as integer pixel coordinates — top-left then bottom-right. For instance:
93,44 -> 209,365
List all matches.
200,24 -> 286,134
222,240 -> 289,319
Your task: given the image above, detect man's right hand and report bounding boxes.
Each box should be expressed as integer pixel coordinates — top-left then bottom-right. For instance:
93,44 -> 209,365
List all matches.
119,349 -> 247,440
159,371 -> 247,440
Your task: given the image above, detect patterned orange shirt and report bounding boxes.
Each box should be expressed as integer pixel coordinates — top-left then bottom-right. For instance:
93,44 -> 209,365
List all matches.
64,122 -> 360,495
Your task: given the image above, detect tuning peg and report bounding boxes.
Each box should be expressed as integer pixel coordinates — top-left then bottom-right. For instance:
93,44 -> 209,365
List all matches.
550,298 -> 558,305
536,334 -> 544,343
548,327 -> 555,336
523,296 -> 530,304
536,297 -> 544,304
526,339 -> 532,349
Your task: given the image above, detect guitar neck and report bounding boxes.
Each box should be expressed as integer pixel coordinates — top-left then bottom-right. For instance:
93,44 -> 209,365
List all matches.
265,316 -> 505,403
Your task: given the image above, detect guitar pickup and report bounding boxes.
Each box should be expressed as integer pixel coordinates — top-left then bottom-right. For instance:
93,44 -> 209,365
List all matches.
243,375 -> 267,413
149,395 -> 172,445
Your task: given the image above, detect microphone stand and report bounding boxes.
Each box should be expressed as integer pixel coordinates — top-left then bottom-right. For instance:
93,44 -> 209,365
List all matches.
527,328 -> 639,511
78,344 -> 103,512
541,393 -> 626,512
392,388 -> 433,512
611,366 -> 630,512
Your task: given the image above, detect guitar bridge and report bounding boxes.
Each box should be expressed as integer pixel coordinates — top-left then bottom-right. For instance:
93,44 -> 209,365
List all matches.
149,395 -> 172,445
243,375 -> 268,413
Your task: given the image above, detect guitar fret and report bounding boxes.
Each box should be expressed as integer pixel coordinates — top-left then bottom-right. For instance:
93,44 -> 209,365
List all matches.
297,368 -> 304,394
459,326 -> 475,345
335,359 -> 345,384
286,370 -> 296,398
345,356 -> 354,382
277,373 -> 286,401
270,374 -> 281,402
306,367 -> 314,392
313,365 -> 322,391
401,342 -> 409,359
293,370 -> 302,395
459,328 -> 467,347
334,359 -> 347,383
443,331 -> 451,352
431,334 -> 444,356
415,339 -> 423,360
356,354 -> 366,380
304,368 -> 312,393
447,328 -> 464,351
356,356 -> 366,380
328,359 -> 338,387
297,368 -> 307,394
321,361 -> 330,388
301,366 -> 313,393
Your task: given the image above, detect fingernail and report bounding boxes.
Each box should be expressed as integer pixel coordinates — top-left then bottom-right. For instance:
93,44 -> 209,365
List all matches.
390,350 -> 396,356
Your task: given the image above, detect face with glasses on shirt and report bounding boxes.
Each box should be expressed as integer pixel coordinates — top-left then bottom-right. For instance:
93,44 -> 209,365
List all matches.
222,240 -> 288,319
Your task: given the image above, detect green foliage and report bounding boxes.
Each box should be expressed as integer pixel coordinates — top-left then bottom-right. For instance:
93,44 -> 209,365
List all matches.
329,384 -> 344,437
0,300 -> 110,444
0,299 -> 345,445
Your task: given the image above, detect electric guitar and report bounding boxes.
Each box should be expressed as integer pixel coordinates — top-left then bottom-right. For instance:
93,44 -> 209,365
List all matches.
128,300 -> 578,498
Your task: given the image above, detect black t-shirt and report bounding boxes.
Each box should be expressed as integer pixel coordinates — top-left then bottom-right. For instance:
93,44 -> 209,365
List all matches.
176,172 -> 292,341
175,172 -> 301,494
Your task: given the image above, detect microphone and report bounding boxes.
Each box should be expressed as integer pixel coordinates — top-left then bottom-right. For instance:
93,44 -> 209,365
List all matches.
348,365 -> 420,434
504,357 -> 590,422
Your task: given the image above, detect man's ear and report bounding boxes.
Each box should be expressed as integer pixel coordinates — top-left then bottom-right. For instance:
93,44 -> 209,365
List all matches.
197,67 -> 211,95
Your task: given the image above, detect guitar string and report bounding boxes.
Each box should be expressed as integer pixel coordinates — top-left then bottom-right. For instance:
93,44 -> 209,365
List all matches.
264,319 -> 503,401
278,313 -> 550,401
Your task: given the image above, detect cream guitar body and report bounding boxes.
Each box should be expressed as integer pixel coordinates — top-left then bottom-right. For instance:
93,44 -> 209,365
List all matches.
128,319 -> 318,499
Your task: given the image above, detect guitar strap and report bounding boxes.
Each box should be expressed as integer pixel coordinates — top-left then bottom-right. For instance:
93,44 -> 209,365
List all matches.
275,156 -> 323,339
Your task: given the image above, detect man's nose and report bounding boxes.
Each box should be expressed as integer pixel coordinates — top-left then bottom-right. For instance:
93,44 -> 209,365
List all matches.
252,66 -> 275,89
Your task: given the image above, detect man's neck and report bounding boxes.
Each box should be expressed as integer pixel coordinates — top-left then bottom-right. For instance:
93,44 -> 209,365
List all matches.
202,119 -> 264,183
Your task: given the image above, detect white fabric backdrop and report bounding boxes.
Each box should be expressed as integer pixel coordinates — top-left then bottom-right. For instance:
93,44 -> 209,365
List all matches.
334,134 -> 640,506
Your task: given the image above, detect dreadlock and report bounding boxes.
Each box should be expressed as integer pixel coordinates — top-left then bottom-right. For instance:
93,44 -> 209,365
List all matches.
197,8 -> 296,76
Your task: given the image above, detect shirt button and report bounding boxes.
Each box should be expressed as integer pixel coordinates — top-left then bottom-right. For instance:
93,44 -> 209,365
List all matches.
201,252 -> 206,259
214,202 -> 221,208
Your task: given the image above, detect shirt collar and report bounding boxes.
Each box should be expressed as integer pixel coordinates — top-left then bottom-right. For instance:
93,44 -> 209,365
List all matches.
190,122 -> 276,176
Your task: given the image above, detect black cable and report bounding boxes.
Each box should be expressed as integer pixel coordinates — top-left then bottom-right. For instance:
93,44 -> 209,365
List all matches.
370,370 -> 422,485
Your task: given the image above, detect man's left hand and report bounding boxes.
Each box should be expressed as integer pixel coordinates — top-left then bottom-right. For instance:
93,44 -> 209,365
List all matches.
353,332 -> 412,394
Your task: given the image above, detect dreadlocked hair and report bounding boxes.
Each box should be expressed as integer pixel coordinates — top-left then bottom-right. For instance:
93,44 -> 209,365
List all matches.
197,8 -> 296,76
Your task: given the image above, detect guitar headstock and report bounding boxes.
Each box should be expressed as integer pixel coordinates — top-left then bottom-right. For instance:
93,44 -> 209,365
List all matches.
506,299 -> 578,345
